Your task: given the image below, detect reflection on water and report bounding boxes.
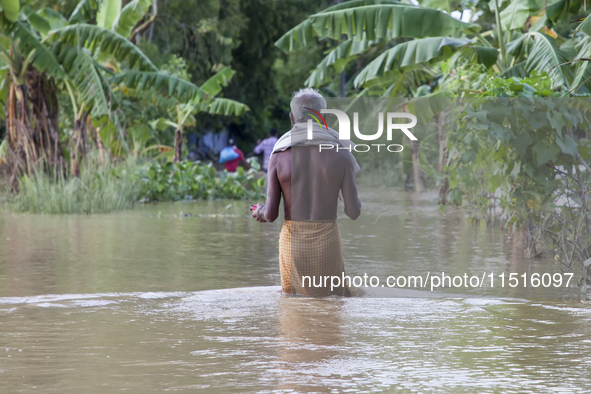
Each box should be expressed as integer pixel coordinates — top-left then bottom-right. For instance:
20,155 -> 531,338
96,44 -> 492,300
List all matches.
0,189 -> 589,392
1,289 -> 591,393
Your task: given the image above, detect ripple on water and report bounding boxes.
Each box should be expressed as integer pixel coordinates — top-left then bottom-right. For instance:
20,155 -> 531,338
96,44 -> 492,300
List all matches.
1,287 -> 591,393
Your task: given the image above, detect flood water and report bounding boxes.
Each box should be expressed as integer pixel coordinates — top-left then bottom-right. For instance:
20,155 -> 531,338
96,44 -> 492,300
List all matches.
1,189 -> 590,393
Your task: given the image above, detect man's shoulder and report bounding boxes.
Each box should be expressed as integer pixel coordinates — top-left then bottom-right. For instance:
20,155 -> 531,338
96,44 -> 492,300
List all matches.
269,149 -> 290,174
272,148 -> 290,159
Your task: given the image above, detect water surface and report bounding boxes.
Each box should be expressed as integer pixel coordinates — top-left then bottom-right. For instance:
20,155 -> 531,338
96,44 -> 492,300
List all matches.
0,189 -> 588,393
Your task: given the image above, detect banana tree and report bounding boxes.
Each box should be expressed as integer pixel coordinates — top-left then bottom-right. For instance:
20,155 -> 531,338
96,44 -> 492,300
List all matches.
0,0 -> 177,179
275,0 -> 591,197
47,0 -> 154,174
141,67 -> 250,162
275,0 -> 491,96
276,0 -> 591,95
0,0 -> 66,183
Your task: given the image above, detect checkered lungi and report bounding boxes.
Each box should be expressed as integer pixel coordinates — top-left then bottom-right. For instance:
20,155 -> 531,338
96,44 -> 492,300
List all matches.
279,220 -> 350,297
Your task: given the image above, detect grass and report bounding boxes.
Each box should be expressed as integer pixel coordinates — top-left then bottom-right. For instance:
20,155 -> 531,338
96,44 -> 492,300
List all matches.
7,158 -> 140,214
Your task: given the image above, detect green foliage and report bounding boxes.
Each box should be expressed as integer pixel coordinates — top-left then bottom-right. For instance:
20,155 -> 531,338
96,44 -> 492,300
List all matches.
68,0 -> 100,23
499,0 -> 539,30
480,72 -> 556,96
112,70 -> 208,101
0,0 -> 20,22
206,98 -> 249,116
55,43 -> 115,116
9,158 -> 140,214
39,7 -> 68,30
112,0 -> 152,38
199,67 -> 235,97
354,37 -> 496,88
305,35 -> 379,87
445,97 -> 590,226
506,32 -> 568,89
127,0 -> 333,143
223,0 -> 333,143
49,23 -> 158,70
96,0 -> 121,30
571,36 -> 591,94
275,0 -> 591,96
440,95 -> 591,269
137,161 -> 265,201
10,21 -> 66,79
160,54 -> 191,81
275,3 -> 477,53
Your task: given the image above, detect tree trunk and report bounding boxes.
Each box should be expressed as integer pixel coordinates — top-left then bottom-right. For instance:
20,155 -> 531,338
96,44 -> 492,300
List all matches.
70,120 -> 82,177
27,67 -> 62,167
437,111 -> 449,204
5,67 -> 63,188
410,138 -> 423,193
70,120 -> 81,177
6,80 -> 31,187
174,129 -> 183,163
70,112 -> 89,177
91,124 -> 109,167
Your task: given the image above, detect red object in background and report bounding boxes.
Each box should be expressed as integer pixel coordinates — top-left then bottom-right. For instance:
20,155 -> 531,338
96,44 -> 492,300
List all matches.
250,205 -> 257,212
225,147 -> 245,172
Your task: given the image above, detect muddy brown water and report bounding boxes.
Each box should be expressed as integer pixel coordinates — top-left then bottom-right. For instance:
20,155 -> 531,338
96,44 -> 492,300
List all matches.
0,189 -> 589,393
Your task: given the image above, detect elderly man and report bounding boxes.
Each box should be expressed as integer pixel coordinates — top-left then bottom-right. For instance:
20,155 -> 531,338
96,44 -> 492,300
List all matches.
252,88 -> 361,297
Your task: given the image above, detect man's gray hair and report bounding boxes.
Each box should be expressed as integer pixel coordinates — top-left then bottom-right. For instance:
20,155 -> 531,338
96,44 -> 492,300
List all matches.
290,88 -> 327,123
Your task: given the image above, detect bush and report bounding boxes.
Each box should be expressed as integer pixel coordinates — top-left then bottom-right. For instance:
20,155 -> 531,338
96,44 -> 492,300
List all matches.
9,159 -> 140,214
137,161 -> 265,201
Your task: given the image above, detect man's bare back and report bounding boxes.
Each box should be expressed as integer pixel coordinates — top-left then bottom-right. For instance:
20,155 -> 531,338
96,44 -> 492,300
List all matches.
253,145 -> 361,222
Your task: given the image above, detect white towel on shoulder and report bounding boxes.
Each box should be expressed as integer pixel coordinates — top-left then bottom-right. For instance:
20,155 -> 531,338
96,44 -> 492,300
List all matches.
271,122 -> 361,173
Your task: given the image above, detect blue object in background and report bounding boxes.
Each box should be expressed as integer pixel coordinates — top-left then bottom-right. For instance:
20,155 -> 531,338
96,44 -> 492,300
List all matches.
219,147 -> 240,163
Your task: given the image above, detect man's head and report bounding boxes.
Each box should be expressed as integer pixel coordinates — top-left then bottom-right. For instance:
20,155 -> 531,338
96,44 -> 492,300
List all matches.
269,128 -> 278,138
290,88 -> 326,125
228,137 -> 235,147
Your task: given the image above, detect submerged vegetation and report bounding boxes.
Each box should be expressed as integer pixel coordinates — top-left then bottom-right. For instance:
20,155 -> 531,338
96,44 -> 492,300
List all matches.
6,158 -> 265,213
446,96 -> 591,280
137,160 -> 265,202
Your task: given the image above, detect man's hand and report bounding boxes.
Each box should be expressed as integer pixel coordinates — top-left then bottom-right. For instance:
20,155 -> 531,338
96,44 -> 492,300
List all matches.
252,203 -> 267,222
256,138 -> 262,145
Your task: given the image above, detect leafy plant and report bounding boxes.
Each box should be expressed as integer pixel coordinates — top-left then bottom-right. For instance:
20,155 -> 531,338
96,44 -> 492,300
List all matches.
137,160 -> 265,202
443,95 -> 591,275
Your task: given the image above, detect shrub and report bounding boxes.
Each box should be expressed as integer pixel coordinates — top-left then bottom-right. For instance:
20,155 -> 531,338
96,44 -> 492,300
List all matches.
9,159 -> 140,214
137,161 -> 265,201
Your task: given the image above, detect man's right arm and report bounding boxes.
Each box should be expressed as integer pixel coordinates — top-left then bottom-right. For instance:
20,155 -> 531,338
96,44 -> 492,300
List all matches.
253,153 -> 281,223
341,154 -> 361,220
